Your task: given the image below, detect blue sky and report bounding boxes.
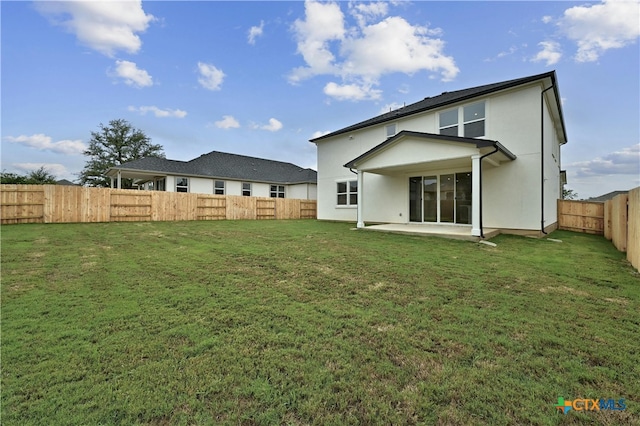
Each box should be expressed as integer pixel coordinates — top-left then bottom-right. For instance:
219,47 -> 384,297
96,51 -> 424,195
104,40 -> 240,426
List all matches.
2,0 -> 639,199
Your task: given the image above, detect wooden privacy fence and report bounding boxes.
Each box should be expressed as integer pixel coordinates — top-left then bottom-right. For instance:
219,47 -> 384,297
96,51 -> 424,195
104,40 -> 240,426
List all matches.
0,185 -> 316,224
557,199 -> 604,234
558,186 -> 639,272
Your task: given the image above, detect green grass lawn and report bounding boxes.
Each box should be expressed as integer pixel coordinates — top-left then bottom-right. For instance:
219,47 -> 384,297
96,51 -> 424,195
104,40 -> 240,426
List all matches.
1,220 -> 639,425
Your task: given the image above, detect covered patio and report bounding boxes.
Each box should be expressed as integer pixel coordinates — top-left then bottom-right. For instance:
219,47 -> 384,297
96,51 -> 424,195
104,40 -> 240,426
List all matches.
344,131 -> 516,238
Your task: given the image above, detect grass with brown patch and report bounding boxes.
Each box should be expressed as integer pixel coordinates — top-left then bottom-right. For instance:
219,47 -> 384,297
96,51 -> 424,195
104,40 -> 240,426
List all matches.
1,220 -> 639,425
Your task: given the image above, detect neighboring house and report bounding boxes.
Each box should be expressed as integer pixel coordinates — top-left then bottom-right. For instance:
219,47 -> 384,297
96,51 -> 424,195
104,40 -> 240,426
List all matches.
588,191 -> 629,203
55,179 -> 78,186
106,151 -> 317,200
310,71 -> 567,237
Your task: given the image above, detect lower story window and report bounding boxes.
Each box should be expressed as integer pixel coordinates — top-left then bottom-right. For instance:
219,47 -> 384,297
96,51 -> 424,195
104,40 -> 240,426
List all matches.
270,185 -> 285,198
155,178 -> 165,191
242,182 -> 252,196
176,177 -> 189,193
337,180 -> 357,206
214,180 -> 225,195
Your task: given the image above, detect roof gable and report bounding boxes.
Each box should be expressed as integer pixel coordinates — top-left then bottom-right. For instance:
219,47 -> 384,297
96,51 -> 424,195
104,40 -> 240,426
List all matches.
311,71 -> 566,143
344,131 -> 516,169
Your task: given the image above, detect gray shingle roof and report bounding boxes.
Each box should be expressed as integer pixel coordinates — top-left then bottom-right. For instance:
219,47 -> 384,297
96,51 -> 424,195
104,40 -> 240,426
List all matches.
113,151 -> 317,184
310,71 -> 565,142
587,190 -> 629,203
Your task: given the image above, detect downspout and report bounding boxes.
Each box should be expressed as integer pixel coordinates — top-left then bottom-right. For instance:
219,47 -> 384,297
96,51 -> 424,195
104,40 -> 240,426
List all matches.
478,146 -> 500,238
349,168 -> 358,225
541,85 -> 554,235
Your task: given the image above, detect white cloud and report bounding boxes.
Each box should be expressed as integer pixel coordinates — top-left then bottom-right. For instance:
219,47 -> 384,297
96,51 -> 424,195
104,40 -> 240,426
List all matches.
349,1 -> 389,27
261,118 -> 283,132
35,1 -> 154,57
5,134 -> 86,155
113,60 -> 153,88
542,15 -> 553,24
532,41 -> 562,66
559,0 -> 640,62
311,130 -> 331,139
324,82 -> 381,101
289,0 -> 459,101
197,62 -> 225,91
215,115 -> 240,129
569,144 -> 640,177
248,21 -> 264,45
13,163 -> 69,178
340,16 -> 458,82
128,106 -> 187,118
290,0 -> 345,83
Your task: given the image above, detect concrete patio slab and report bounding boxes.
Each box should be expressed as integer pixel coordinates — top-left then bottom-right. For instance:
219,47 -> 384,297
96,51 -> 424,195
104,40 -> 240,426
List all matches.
360,223 -> 500,241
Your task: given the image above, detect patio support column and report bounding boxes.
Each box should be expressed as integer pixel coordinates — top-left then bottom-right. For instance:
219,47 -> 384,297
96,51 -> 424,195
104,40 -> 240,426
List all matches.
110,176 -> 114,188
117,170 -> 122,189
471,154 -> 481,236
356,170 -> 364,229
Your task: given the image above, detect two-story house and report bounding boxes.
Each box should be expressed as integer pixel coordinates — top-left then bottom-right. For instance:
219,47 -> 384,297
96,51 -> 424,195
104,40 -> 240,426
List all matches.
311,71 -> 567,237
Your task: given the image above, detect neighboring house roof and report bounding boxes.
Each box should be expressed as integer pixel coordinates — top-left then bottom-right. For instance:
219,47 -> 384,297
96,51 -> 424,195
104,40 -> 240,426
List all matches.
588,190 -> 629,203
56,179 -> 78,186
310,71 -> 566,144
107,151 -> 317,184
343,131 -> 516,169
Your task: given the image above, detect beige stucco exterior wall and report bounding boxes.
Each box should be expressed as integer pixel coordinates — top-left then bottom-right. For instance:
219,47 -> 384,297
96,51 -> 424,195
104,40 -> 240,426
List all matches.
288,183 -> 317,200
159,175 -> 316,200
315,80 -> 565,231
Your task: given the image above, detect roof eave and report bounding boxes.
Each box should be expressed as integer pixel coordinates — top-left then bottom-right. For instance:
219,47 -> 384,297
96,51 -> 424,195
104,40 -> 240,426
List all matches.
311,71 -> 560,143
343,131 -> 511,169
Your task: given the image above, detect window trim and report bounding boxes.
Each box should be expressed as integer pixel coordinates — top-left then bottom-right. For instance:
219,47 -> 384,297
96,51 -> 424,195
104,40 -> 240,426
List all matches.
439,101 -> 486,138
175,177 -> 189,193
385,123 -> 397,138
336,179 -> 358,207
270,184 -> 285,198
214,180 -> 225,195
242,182 -> 252,197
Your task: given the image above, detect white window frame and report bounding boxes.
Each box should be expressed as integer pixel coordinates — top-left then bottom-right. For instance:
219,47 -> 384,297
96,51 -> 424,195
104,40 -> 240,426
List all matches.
336,180 -> 357,207
242,182 -> 252,197
270,185 -> 285,198
214,180 -> 225,195
176,177 -> 189,193
385,123 -> 397,138
439,101 -> 486,138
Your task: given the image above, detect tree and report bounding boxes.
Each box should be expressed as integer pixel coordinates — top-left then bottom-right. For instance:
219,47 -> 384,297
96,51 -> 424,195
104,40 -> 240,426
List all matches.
0,167 -> 57,184
563,187 -> 578,200
27,166 -> 58,184
79,119 -> 164,188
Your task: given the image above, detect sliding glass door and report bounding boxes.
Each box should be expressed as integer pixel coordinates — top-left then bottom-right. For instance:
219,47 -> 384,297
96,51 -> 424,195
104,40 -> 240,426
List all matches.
409,173 -> 471,224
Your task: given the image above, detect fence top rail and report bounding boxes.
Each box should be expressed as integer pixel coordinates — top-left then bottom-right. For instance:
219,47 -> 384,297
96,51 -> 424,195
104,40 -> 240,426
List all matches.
558,199 -> 605,205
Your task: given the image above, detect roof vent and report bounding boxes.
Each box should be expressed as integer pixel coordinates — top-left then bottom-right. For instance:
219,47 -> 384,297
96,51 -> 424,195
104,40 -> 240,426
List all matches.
441,91 -> 448,95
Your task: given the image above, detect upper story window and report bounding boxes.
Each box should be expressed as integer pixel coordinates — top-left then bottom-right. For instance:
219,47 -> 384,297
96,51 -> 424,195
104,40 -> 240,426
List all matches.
242,182 -> 252,196
337,180 -> 357,206
270,185 -> 285,198
439,101 -> 485,138
463,102 -> 485,138
439,110 -> 458,136
176,177 -> 189,192
385,124 -> 397,138
214,180 -> 225,195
